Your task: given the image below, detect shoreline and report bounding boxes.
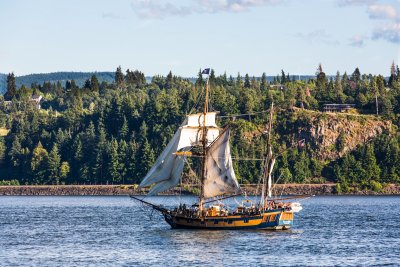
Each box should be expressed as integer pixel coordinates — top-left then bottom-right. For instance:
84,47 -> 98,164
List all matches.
0,184 -> 399,196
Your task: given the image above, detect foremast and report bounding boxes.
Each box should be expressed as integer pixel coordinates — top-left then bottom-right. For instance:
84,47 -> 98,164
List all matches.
199,70 -> 210,213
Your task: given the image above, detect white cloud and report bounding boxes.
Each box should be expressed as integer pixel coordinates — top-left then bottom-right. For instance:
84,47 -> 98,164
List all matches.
349,34 -> 368,46
131,0 -> 192,19
337,1 -> 400,45
368,4 -> 398,20
336,0 -> 375,7
102,12 -> 125,19
372,23 -> 400,43
131,0 -> 285,19
296,29 -> 340,46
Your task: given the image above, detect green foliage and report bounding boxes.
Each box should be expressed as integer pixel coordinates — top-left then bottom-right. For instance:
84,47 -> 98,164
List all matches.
48,144 -> 61,184
0,65 -> 399,188
115,66 -> 124,88
334,183 -> 342,194
336,131 -> 346,152
0,179 -> 20,186
369,180 -> 382,192
4,73 -> 17,100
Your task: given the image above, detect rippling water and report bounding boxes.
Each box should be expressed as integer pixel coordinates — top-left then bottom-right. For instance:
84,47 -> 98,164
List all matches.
0,196 -> 399,266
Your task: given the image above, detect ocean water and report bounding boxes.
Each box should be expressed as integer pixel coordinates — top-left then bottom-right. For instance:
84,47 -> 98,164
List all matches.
0,195 -> 399,266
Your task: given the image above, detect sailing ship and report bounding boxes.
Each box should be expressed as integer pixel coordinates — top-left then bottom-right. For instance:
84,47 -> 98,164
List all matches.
131,69 -> 303,230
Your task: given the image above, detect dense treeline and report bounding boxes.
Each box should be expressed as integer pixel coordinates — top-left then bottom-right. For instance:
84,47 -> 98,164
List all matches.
0,72 -> 117,93
0,64 -> 399,192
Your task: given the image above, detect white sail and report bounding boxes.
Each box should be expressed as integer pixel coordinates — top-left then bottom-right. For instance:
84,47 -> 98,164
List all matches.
139,128 -> 186,190
179,127 -> 220,148
179,112 -> 219,148
203,129 -> 241,199
139,112 -> 220,195
186,112 -> 218,127
267,158 -> 275,198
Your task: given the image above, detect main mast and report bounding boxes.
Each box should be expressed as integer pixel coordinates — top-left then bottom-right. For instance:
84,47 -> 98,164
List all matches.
199,70 -> 210,213
261,102 -> 274,209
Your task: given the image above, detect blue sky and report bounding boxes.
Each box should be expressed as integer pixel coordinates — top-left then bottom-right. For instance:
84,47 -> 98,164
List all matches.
0,0 -> 399,77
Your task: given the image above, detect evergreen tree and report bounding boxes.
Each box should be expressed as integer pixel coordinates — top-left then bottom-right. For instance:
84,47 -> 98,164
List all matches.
228,75 -> 234,86
94,124 -> 107,183
293,150 -> 310,182
388,61 -> 396,88
209,69 -> 216,85
91,74 -> 100,92
351,67 -> 361,89
244,74 -> 251,88
47,144 -> 61,184
84,121 -> 97,181
195,69 -> 204,87
137,138 -> 155,180
362,144 -> 380,183
218,71 -> 228,86
115,66 -> 124,88
107,138 -> 120,184
84,79 -> 91,90
316,64 -> 328,94
70,79 -> 78,90
281,70 -> 286,84
236,73 -> 243,87
166,71 -> 173,89
8,136 -> 22,168
72,137 -> 83,183
334,71 -> 345,103
60,161 -> 70,183
119,115 -> 129,140
127,138 -> 138,183
4,73 -> 17,100
260,72 -> 267,91
65,80 -> 72,90
31,142 -> 49,184
118,140 -> 129,184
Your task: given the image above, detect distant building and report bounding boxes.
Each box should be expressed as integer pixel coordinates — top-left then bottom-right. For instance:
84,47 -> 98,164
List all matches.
323,104 -> 355,113
3,100 -> 12,108
31,95 -> 43,109
270,84 -> 286,90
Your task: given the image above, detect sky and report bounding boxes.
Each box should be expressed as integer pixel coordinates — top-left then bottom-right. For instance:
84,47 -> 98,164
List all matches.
0,0 -> 399,77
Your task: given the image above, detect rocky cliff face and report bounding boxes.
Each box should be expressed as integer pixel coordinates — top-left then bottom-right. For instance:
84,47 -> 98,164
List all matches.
293,110 -> 392,160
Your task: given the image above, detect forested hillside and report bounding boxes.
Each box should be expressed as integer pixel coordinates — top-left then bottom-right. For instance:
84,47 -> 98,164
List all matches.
0,71 -> 316,94
0,74 -> 6,92
0,72 -> 116,93
0,65 -> 399,193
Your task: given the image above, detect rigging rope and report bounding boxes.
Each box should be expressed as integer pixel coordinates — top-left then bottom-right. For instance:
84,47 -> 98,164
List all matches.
188,86 -> 205,115
182,156 -> 200,184
179,154 -> 265,161
217,110 -> 271,118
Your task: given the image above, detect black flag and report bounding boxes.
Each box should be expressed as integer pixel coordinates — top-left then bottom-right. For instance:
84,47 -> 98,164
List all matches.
201,68 -> 210,75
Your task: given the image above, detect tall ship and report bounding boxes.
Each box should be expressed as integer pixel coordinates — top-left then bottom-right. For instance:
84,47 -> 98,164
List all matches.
131,69 -> 303,230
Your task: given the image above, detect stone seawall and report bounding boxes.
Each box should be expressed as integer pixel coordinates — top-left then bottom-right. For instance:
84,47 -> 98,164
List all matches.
0,184 -> 399,196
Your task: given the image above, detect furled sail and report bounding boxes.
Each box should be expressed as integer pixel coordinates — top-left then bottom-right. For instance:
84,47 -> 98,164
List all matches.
203,129 -> 241,199
139,112 -> 220,195
178,112 -> 219,148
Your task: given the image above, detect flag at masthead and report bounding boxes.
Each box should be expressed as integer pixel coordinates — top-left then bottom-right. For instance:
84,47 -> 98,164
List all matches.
201,68 -> 210,75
